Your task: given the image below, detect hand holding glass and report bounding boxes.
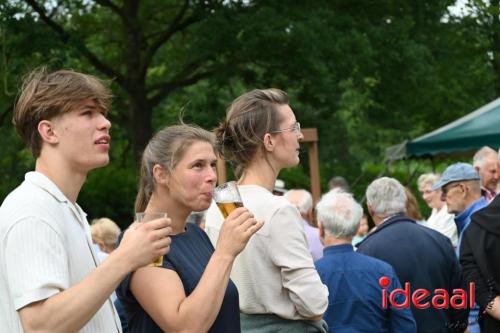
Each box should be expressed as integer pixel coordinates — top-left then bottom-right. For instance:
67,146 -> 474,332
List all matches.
135,212 -> 167,267
213,181 -> 243,218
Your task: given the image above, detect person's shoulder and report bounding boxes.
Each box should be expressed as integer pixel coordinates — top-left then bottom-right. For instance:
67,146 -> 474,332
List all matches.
353,251 -> 395,274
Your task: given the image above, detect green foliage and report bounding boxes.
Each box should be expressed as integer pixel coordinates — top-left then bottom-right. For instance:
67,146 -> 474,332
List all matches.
0,0 -> 498,222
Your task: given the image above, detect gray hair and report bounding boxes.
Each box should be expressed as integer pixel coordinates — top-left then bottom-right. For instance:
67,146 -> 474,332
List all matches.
316,189 -> 363,238
417,173 -> 441,189
366,177 -> 407,218
473,146 -> 497,168
284,189 -> 313,214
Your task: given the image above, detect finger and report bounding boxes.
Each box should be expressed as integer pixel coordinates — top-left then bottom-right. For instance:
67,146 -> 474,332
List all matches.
239,216 -> 258,230
226,207 -> 250,220
153,226 -> 172,239
245,220 -> 264,235
156,236 -> 172,249
145,217 -> 171,230
233,210 -> 255,224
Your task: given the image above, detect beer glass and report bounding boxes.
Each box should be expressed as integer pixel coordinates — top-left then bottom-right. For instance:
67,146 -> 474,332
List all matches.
213,181 -> 243,218
135,212 -> 167,267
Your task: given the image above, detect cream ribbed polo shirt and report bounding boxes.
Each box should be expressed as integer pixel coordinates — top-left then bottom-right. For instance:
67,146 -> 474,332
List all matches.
0,172 -> 121,332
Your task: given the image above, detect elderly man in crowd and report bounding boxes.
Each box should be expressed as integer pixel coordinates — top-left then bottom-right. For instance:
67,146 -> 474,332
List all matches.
315,189 -> 416,332
432,163 -> 489,333
417,173 -> 457,247
284,189 -> 323,260
473,146 -> 498,201
357,177 -> 469,333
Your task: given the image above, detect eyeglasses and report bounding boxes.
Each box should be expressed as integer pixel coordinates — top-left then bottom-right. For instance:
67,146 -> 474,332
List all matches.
441,183 -> 462,199
270,122 -> 301,134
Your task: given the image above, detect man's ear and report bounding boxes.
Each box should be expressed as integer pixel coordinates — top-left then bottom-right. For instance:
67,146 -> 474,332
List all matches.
37,120 -> 59,144
153,164 -> 169,185
263,133 -> 276,152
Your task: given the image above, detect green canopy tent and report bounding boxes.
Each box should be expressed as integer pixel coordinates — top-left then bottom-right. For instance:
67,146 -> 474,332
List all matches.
386,97 -> 500,161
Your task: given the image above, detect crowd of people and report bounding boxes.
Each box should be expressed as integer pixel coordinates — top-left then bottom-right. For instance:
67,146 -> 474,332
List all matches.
0,67 -> 500,333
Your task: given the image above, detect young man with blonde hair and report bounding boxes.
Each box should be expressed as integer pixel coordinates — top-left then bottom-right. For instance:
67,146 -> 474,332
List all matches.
0,68 -> 171,332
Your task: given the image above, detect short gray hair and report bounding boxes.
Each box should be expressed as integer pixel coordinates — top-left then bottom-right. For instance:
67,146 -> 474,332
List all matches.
417,173 -> 441,189
473,146 -> 497,168
316,189 -> 363,238
284,189 -> 313,214
366,177 -> 407,218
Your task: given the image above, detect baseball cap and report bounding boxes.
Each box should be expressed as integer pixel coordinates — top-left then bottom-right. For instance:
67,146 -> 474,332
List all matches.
431,162 -> 480,191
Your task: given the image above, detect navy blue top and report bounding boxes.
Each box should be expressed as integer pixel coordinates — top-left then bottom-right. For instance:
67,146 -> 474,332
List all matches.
315,244 -> 416,333
357,215 -> 469,333
116,223 -> 241,333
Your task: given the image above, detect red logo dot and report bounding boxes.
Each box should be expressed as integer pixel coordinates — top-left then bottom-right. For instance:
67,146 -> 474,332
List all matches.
379,276 -> 391,288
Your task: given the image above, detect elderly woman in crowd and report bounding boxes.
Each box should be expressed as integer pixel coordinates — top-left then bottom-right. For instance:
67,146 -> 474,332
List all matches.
417,173 -> 458,247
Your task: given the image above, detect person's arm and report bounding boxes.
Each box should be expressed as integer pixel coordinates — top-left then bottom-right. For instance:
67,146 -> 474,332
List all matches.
130,208 -> 262,333
269,205 -> 328,319
459,228 -> 494,311
13,217 -> 171,333
387,270 -> 417,333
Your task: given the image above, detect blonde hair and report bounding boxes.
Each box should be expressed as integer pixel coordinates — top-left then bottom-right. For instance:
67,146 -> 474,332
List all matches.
90,218 -> 121,250
135,124 -> 215,212
214,88 -> 288,176
13,67 -> 112,157
417,173 -> 441,189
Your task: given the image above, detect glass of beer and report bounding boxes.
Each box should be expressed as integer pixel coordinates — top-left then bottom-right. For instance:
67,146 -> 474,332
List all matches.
213,181 -> 243,218
135,212 -> 168,267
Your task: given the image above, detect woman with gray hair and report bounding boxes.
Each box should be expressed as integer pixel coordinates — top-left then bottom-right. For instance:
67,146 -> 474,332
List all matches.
417,173 -> 458,248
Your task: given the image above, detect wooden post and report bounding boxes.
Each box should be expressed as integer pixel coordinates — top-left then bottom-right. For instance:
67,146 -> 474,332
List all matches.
301,128 -> 321,203
217,157 -> 227,185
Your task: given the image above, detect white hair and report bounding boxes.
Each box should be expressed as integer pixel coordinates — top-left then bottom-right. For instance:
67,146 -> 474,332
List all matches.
366,177 -> 407,218
316,189 -> 363,238
283,189 -> 313,214
473,146 -> 497,168
417,173 -> 441,189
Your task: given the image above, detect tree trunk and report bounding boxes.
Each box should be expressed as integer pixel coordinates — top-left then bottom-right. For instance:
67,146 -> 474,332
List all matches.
128,92 -> 152,162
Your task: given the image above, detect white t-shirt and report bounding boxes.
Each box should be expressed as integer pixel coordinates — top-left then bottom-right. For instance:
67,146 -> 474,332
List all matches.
0,172 -> 121,332
205,184 -> 328,320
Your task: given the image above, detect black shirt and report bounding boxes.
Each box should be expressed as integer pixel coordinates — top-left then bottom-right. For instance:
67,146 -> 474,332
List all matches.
117,223 -> 241,333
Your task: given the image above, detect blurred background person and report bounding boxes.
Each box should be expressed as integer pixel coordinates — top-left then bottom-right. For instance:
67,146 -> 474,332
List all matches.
284,189 -> 324,261
404,187 -> 426,226
315,189 -> 416,333
117,125 -> 262,333
352,214 -> 369,248
357,177 -> 469,333
328,176 -> 350,192
91,217 -> 121,261
186,211 -> 206,230
417,173 -> 457,248
206,89 -> 328,332
473,146 -> 498,202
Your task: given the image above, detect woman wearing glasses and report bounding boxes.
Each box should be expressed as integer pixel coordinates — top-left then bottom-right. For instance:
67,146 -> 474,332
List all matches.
205,89 -> 329,332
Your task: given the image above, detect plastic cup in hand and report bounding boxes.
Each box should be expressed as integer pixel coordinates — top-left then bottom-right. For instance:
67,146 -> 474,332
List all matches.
135,212 -> 167,267
213,181 -> 244,219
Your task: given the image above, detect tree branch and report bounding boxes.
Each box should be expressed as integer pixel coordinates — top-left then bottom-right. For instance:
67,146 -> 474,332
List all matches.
94,0 -> 123,18
24,0 -> 126,86
148,71 -> 212,108
142,0 -> 203,71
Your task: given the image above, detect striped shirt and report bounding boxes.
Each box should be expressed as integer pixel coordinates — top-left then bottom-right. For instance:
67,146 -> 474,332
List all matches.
0,172 -> 121,332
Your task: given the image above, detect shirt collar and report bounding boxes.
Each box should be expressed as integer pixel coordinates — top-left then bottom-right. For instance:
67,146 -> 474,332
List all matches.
25,171 -> 69,203
324,243 -> 354,255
